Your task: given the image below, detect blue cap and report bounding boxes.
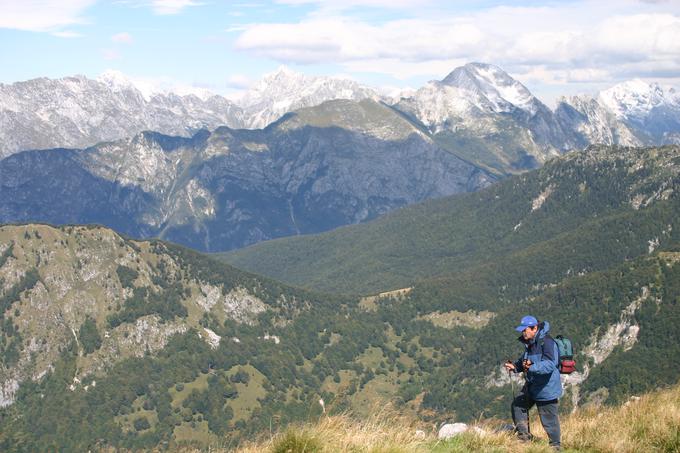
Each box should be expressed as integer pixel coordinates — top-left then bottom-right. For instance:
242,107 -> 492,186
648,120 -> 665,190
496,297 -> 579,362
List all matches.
515,315 -> 538,332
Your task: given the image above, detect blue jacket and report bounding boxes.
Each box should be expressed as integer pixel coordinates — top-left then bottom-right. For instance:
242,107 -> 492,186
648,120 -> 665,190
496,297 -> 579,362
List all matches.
513,321 -> 563,401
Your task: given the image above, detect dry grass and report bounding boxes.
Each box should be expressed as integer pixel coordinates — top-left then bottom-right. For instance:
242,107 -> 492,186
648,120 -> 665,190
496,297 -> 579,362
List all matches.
236,404 -> 430,453
561,384 -> 680,452
179,384 -> 680,453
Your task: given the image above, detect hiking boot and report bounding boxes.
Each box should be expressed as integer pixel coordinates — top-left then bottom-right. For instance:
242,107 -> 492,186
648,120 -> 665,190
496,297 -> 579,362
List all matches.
516,432 -> 534,442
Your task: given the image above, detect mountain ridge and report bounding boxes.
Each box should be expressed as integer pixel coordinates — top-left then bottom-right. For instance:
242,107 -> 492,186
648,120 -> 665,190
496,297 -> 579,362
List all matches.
2,64 -> 678,161
0,99 -> 492,252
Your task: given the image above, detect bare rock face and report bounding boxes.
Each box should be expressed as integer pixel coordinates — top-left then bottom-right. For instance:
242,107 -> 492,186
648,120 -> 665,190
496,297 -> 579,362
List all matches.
0,73 -> 245,159
0,67 -> 378,159
238,66 -> 380,129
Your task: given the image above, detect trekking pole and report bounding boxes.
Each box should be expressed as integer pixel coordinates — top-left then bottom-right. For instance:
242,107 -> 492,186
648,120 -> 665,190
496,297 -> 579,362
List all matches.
508,368 -> 516,401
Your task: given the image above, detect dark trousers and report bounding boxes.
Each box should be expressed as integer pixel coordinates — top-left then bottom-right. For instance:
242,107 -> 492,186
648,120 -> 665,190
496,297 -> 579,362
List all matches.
511,387 -> 561,449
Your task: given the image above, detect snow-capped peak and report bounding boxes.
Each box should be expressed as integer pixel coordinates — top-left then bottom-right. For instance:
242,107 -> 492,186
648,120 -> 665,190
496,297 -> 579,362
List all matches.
97,70 -> 217,101
238,66 -> 379,129
440,62 -> 538,114
254,65 -> 307,91
97,69 -> 138,92
597,79 -> 666,120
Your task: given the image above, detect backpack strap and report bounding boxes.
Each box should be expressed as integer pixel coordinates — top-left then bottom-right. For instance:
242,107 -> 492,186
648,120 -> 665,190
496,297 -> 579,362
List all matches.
539,334 -> 559,365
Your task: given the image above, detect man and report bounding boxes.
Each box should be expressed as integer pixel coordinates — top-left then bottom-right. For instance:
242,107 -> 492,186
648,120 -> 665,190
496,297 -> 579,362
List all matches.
504,315 -> 562,450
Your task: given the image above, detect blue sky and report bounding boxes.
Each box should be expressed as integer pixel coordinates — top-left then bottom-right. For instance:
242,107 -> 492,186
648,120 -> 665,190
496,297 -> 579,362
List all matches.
1,0 -> 679,105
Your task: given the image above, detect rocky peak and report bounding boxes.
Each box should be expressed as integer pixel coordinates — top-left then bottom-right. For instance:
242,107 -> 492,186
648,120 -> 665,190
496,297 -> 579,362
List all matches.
440,62 -> 539,115
598,79 -> 667,121
239,66 -> 379,129
96,69 -> 140,93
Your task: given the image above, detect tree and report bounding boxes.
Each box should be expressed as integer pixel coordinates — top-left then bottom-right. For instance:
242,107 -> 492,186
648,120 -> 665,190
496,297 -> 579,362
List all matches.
79,317 -> 102,354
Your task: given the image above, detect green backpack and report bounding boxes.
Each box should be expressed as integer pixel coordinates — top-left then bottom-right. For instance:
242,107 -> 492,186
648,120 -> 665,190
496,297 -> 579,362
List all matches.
553,335 -> 576,374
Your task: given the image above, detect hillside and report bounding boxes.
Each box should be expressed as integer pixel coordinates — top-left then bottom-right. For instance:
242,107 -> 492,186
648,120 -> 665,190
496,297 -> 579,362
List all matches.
221,145 -> 680,295
0,224 -> 352,450
236,383 -> 680,452
1,222 -> 680,450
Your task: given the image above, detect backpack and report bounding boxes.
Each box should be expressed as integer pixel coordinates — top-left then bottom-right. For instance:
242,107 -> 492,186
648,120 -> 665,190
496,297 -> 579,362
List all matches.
553,335 -> 576,374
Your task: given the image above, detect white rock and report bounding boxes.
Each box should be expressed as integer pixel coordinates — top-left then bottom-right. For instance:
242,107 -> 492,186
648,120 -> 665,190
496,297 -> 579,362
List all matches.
263,333 -> 280,344
202,328 -> 221,349
438,422 -> 468,439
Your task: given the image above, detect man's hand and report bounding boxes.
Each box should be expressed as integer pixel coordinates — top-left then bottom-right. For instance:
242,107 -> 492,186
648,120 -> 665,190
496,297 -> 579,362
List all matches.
523,359 -> 533,371
504,361 -> 516,372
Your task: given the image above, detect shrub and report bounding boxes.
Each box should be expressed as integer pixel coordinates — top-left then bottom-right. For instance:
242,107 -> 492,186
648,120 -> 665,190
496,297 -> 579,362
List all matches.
78,317 -> 102,354
133,417 -> 150,431
272,430 -> 322,453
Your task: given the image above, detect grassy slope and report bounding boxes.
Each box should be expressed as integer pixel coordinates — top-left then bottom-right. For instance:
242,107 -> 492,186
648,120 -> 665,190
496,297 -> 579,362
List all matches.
233,382 -> 680,453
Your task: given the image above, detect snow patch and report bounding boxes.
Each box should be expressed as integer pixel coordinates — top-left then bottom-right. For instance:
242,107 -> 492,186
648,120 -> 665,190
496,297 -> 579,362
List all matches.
598,79 -> 666,120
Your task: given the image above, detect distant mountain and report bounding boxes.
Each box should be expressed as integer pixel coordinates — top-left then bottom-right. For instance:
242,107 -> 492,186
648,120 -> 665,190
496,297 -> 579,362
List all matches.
0,68 -> 380,159
555,94 -> 640,147
0,71 -> 245,159
3,64 -> 679,167
0,99 -> 491,252
395,63 -> 575,175
556,79 -> 680,147
237,66 -> 380,129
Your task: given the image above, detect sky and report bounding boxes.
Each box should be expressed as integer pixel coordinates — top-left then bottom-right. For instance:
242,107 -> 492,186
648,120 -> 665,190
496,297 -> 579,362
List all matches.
1,0 -> 680,106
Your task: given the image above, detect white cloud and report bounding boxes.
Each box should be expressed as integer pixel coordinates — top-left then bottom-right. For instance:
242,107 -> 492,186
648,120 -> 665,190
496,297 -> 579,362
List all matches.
111,32 -> 133,44
235,18 -> 484,63
0,0 -> 95,32
275,0 -> 433,9
233,1 -> 680,85
595,14 -> 680,57
150,0 -> 201,15
52,30 -> 84,38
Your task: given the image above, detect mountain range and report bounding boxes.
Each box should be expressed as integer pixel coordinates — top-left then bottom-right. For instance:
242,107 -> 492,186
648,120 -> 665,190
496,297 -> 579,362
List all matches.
2,63 -> 679,162
0,99 -> 491,252
2,63 -> 679,253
